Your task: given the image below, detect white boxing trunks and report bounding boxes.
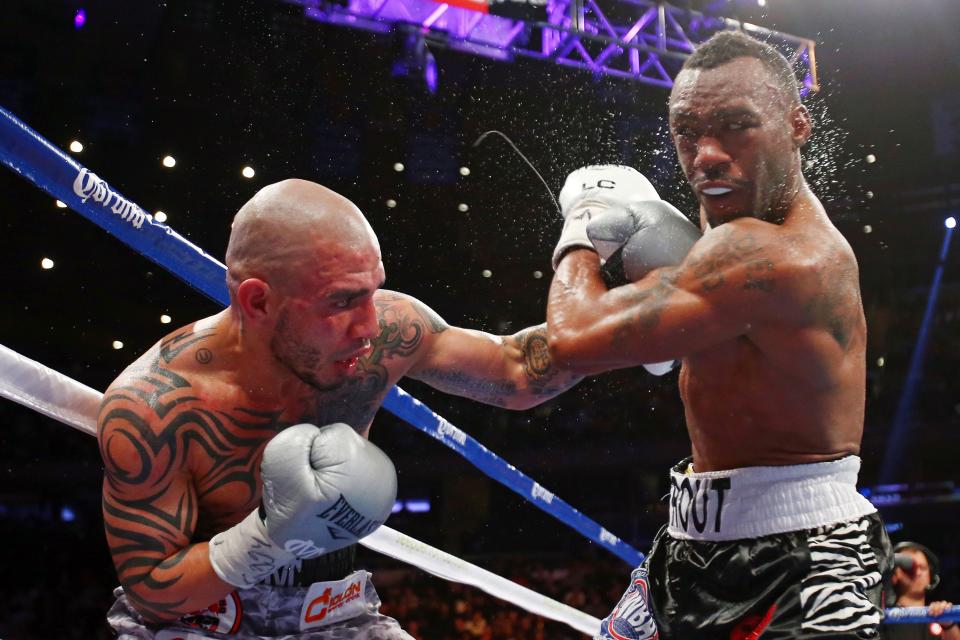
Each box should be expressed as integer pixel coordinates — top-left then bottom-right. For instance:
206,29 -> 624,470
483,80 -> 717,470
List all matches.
107,570 -> 413,640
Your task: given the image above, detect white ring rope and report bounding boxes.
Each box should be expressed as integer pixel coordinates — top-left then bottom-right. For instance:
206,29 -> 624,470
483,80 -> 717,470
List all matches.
0,342 -> 601,636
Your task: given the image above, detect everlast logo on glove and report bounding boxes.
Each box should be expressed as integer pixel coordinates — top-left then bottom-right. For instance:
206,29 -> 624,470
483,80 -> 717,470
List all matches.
317,495 -> 383,538
668,473 -> 731,536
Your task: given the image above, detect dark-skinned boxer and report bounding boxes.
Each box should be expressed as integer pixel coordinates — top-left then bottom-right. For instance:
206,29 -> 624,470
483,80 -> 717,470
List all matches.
547,31 -> 892,640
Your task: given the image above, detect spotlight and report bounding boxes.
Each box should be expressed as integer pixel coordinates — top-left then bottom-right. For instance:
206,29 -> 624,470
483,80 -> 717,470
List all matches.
55,200 -> 67,208
241,166 -> 255,179
458,203 -> 469,212
154,211 -> 167,223
533,270 -> 543,279
74,8 -> 86,29
162,155 -> 176,168
481,269 -> 492,278
877,356 -> 885,367
386,199 -> 398,208
863,225 -> 872,234
392,26 -> 439,94
393,162 -> 405,172
112,340 -> 124,350
459,166 -> 470,176
41,258 -> 55,270
69,140 -> 84,153
865,154 -> 876,164
160,314 -> 172,324
946,216 -> 957,229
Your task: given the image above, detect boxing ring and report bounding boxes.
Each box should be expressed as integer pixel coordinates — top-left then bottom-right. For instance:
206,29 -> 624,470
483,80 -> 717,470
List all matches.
0,106 -> 956,633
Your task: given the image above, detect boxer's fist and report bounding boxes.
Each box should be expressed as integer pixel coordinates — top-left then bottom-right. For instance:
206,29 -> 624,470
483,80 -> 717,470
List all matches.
552,165 -> 660,270
587,199 -> 702,286
209,423 -> 396,588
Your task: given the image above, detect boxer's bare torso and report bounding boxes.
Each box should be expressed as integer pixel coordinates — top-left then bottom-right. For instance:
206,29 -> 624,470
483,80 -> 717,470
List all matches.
100,289 -> 566,619
678,194 -> 865,471
101,292 -> 431,540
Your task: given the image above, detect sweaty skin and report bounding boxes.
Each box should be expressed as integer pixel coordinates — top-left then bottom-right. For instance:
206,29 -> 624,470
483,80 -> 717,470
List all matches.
98,179 -> 581,622
548,57 -> 865,472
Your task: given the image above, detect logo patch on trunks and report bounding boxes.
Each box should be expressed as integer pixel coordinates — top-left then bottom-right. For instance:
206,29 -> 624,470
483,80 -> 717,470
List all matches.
599,566 -> 659,640
299,570 -> 370,631
178,591 -> 242,635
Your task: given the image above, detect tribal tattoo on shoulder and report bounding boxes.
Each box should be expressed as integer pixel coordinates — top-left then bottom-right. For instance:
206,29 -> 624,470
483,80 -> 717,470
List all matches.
99,331 -> 289,621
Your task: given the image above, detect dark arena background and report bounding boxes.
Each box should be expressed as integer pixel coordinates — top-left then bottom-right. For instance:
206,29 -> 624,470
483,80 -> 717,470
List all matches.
1,1 -> 959,638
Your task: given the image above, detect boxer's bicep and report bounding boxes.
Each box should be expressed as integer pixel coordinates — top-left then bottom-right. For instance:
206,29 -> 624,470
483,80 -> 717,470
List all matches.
550,223 -> 798,369
98,390 -> 199,620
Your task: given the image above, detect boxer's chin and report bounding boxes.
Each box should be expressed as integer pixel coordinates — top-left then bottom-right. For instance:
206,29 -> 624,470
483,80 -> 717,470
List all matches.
702,197 -> 753,227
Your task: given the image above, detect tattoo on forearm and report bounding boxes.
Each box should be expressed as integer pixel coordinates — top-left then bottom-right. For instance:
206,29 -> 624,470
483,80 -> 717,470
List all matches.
614,267 -> 681,343
415,368 -> 516,407
513,326 -> 563,396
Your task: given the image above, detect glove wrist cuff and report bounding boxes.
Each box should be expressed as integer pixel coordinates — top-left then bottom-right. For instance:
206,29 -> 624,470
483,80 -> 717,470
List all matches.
552,212 -> 594,270
208,509 -> 296,589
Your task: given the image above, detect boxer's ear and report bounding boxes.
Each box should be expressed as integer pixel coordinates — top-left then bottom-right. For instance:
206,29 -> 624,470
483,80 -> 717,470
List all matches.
790,104 -> 812,149
236,278 -> 271,321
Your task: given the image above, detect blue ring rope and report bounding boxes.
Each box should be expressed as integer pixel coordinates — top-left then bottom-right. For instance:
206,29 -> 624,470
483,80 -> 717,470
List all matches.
884,606 -> 960,624
0,105 -> 644,567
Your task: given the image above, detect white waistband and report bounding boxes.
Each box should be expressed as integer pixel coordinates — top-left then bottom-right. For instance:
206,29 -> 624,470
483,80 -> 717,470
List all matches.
666,456 -> 876,542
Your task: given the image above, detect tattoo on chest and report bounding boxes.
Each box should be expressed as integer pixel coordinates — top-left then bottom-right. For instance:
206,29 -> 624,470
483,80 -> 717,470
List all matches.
100,333 -> 294,619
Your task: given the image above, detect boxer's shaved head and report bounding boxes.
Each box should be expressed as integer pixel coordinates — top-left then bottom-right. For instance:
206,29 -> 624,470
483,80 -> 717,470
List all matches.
225,179 -> 380,298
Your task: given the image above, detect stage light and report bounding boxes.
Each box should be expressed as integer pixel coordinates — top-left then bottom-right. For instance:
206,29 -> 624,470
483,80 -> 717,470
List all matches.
393,162 -> 404,172
41,258 -> 55,270
69,140 -> 84,153
946,216 -> 956,229
74,9 -> 86,29
160,314 -> 172,324
154,211 -> 167,223
482,269 -> 492,278
459,166 -> 470,176
241,166 -> 255,179
458,203 -> 469,212
112,340 -> 124,350
162,155 -> 176,168
865,154 -> 876,164
386,199 -> 398,208
55,200 -> 67,208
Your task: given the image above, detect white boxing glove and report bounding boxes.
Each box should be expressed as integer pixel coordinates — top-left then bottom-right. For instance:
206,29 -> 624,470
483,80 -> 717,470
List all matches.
587,199 -> 702,377
552,165 -> 660,271
208,423 -> 397,588
587,199 -> 702,286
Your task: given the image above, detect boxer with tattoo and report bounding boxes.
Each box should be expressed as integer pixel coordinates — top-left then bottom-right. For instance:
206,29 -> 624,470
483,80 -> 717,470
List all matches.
99,179 -> 581,639
547,32 -> 891,639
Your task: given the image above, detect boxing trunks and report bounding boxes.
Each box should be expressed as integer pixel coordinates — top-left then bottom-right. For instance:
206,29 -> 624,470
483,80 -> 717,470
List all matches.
107,547 -> 413,640
598,456 -> 892,640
